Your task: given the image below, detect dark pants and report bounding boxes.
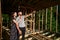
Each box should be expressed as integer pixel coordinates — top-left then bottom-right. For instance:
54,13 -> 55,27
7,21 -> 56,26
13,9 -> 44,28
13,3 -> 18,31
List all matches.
18,27 -> 26,40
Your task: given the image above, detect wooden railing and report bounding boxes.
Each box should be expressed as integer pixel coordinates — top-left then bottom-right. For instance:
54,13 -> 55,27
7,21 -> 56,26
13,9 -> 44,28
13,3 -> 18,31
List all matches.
24,5 -> 60,40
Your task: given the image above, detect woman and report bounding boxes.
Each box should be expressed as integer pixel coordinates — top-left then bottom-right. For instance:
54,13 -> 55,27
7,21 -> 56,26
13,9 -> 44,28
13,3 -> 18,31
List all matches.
10,12 -> 21,40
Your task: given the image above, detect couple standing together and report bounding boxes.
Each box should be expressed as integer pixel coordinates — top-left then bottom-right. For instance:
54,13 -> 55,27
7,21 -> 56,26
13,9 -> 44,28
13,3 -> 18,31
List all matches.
10,11 -> 32,40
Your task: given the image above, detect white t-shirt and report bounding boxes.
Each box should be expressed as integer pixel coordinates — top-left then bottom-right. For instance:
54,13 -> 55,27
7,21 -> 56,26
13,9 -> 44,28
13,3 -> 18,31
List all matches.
16,16 -> 25,27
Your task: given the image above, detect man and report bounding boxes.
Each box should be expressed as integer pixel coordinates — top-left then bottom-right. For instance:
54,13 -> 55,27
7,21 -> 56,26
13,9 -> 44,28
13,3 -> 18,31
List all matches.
16,11 -> 32,40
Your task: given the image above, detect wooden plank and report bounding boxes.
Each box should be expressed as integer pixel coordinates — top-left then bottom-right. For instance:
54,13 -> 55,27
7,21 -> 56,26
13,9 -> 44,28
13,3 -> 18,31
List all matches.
56,37 -> 60,40
26,20 -> 33,22
25,11 -> 28,34
19,31 -> 39,39
42,9 -> 44,31
0,0 -> 2,40
45,8 -> 48,30
39,10 -> 40,32
33,11 -> 35,32
30,13 -> 33,33
42,32 -> 50,36
30,35 -> 39,40
47,34 -> 55,38
50,7 -> 52,31
38,33 -> 53,40
56,5 -> 58,32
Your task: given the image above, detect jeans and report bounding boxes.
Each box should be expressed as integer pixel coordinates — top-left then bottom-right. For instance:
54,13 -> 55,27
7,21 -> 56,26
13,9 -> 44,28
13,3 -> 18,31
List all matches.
18,27 -> 26,40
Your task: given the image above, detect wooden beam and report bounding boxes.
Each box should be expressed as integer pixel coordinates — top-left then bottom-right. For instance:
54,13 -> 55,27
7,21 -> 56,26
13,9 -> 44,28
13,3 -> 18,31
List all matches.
45,8 -> 48,30
30,12 -> 33,32
42,9 -> 44,31
0,0 -> 2,40
31,0 -> 40,5
39,10 -> 40,32
50,7 -> 52,31
34,0 -> 50,6
28,0 -> 33,3
25,11 -> 28,34
32,1 -> 58,10
56,5 -> 58,32
33,11 -> 35,32
38,33 -> 53,40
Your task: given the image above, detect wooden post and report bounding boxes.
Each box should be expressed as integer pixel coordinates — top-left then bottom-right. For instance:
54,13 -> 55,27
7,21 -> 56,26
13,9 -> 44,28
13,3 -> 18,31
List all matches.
0,0 -> 2,40
18,6 -> 20,11
33,11 -> 35,32
56,5 -> 58,32
42,9 -> 44,31
39,10 -> 40,32
50,7 -> 52,31
30,12 -> 33,33
25,10 -> 28,34
45,8 -> 48,30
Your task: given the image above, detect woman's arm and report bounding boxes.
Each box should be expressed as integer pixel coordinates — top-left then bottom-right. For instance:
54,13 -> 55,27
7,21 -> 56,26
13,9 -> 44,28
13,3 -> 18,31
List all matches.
13,20 -> 22,34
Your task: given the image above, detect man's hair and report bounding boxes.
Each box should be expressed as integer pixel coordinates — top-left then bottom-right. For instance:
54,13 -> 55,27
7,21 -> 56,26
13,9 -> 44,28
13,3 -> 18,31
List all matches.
18,11 -> 22,14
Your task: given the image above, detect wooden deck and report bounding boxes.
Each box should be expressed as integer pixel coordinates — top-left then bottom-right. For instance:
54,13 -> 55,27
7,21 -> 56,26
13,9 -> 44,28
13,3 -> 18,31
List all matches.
2,26 -> 60,40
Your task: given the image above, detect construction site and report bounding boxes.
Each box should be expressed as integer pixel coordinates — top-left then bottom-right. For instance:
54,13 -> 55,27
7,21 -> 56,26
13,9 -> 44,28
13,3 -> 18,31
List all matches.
0,0 -> 60,40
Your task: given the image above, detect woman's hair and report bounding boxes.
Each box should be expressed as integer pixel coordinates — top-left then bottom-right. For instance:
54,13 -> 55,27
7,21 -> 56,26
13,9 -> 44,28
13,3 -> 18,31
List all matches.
11,12 -> 16,17
11,12 -> 16,19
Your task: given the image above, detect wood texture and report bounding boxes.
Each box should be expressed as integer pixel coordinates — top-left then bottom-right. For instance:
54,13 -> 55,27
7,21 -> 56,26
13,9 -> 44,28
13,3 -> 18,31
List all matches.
0,0 -> 2,40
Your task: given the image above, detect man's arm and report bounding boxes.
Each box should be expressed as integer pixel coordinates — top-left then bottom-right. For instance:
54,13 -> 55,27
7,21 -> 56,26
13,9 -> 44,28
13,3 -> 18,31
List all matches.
24,13 -> 32,18
24,11 -> 36,18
